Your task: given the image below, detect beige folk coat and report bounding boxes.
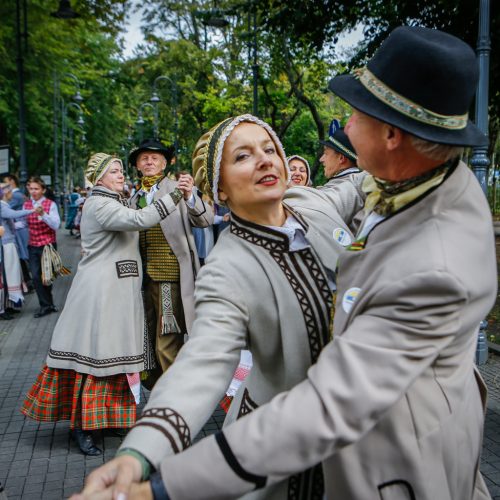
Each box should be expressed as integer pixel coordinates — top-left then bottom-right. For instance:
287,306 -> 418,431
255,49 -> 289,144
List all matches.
151,162 -> 496,500
121,187 -> 358,499
47,187 -> 178,376
129,177 -> 213,333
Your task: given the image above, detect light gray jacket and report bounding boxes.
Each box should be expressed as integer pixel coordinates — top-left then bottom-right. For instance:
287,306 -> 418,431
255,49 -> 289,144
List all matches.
152,162 -> 496,500
47,187 -> 178,376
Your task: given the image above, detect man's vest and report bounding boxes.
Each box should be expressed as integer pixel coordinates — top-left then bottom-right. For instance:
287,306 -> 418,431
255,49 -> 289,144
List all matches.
137,191 -> 180,282
24,198 -> 56,247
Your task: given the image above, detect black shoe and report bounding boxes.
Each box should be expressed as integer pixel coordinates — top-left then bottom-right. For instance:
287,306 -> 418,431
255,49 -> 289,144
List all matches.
0,313 -> 13,320
109,428 -> 128,437
5,307 -> 21,314
50,305 -> 58,313
34,307 -> 54,318
71,429 -> 102,456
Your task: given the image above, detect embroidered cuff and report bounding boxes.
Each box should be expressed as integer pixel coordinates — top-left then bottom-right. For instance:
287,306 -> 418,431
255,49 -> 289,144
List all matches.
169,188 -> 183,206
150,471 -> 170,500
153,199 -> 169,219
116,448 -> 152,481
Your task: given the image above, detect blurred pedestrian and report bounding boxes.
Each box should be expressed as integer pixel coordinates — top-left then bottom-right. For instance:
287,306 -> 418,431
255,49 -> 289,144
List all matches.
287,155 -> 311,187
23,177 -> 61,318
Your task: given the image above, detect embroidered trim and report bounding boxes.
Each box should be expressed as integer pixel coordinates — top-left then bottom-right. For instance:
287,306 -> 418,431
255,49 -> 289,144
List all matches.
116,260 -> 139,278
135,408 -> 191,451
328,136 -> 358,160
48,349 -> 143,368
355,67 -> 468,130
91,188 -> 128,206
215,432 -> 267,489
231,211 -> 331,364
237,388 -> 259,419
153,199 -> 169,219
288,464 -> 324,500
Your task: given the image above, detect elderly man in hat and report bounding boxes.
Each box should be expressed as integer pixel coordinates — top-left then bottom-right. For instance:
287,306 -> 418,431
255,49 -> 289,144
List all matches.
128,138 -> 212,382
318,119 -> 360,188
75,27 -> 495,500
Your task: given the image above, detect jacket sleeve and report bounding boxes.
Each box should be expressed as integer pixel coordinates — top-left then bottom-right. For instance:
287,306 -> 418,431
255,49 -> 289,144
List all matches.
119,261 -> 248,468
185,190 -> 213,228
308,172 -> 367,226
0,203 -> 32,219
157,270 -> 468,499
94,193 -> 178,231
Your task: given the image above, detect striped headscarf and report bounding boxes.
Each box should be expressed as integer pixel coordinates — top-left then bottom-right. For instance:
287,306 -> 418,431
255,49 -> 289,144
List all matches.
192,114 -> 289,205
85,153 -> 122,186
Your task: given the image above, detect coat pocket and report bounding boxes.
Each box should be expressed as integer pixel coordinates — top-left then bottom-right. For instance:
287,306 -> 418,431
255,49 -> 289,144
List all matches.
378,480 -> 415,500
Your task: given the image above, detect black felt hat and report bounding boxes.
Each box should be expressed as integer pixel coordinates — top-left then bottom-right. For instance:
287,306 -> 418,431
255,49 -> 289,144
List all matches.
128,138 -> 175,167
328,26 -> 487,147
320,120 -> 358,164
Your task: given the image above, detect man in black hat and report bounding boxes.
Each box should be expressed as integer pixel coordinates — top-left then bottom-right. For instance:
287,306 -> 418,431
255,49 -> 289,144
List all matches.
77,27 -> 495,500
318,121 -> 360,189
128,138 -> 212,383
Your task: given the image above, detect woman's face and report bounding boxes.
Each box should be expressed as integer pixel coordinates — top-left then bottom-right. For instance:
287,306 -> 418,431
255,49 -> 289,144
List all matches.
288,159 -> 308,186
218,122 -> 287,220
97,161 -> 125,193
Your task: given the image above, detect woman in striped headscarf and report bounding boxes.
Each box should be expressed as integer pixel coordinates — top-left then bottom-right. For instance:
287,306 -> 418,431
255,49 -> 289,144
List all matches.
21,153 -> 191,456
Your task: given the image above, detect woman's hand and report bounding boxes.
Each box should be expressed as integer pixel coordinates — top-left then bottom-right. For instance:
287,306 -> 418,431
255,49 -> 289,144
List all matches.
70,455 -> 143,499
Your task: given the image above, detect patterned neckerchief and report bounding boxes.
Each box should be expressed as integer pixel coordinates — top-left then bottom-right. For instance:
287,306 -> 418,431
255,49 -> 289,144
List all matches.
362,161 -> 452,217
141,174 -> 164,192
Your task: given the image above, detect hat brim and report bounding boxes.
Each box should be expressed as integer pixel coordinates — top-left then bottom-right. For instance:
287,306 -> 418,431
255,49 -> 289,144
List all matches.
129,145 -> 175,167
328,74 -> 488,147
319,139 -> 357,163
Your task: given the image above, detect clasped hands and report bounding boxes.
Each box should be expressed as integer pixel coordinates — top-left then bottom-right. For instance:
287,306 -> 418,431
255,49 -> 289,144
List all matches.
34,206 -> 45,216
176,174 -> 194,200
70,455 -> 153,500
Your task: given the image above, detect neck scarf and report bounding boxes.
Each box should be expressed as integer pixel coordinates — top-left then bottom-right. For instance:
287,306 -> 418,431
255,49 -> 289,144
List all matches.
362,161 -> 452,217
141,174 -> 164,192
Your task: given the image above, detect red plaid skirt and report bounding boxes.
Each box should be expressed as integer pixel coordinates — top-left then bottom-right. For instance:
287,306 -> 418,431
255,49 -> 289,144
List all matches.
21,365 -> 136,430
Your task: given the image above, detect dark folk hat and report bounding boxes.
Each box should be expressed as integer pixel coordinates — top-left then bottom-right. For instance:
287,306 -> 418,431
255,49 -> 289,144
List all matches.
320,119 -> 358,164
128,138 -> 175,167
328,26 -> 487,147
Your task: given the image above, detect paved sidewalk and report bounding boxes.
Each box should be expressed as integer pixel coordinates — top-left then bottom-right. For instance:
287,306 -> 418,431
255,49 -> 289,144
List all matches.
0,231 -> 499,498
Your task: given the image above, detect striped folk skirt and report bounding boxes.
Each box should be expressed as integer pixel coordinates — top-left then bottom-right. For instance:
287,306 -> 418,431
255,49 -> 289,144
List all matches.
21,365 -> 136,430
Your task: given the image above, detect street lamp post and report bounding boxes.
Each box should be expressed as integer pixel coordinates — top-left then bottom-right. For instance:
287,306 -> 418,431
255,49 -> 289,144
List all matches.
150,75 -> 179,157
62,101 -> 85,193
15,0 -> 28,186
248,5 -> 258,116
136,102 -> 155,142
53,72 -> 83,194
470,0 -> 491,195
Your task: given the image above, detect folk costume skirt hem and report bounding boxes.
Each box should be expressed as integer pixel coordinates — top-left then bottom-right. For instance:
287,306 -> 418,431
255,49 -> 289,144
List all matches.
20,365 -> 136,430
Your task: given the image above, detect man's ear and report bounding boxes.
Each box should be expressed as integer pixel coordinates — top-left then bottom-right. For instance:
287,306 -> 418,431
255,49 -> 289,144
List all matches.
384,124 -> 404,151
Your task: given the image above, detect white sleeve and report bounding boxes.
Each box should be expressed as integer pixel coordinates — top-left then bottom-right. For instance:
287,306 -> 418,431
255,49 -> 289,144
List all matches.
41,201 -> 61,231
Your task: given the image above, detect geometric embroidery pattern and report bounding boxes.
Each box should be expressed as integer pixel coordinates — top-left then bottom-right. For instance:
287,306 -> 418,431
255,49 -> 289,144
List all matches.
231,218 -> 332,365
134,407 -> 191,452
115,260 -> 139,278
237,388 -> 259,419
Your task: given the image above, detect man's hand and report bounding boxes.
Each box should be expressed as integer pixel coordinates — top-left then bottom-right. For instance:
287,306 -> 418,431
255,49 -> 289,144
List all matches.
69,455 -> 143,499
177,174 -> 194,200
34,206 -> 44,215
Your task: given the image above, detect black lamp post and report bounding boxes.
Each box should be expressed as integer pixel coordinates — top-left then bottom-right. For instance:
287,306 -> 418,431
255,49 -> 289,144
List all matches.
136,103 -> 155,142
150,75 -> 179,157
50,0 -> 80,19
15,0 -> 28,186
470,0 -> 491,195
53,72 -> 83,194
